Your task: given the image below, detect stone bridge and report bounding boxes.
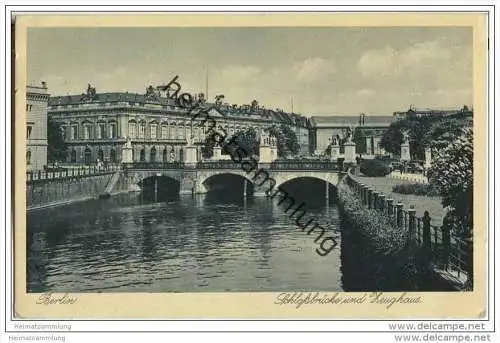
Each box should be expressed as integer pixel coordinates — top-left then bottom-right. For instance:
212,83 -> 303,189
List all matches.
111,161 -> 342,197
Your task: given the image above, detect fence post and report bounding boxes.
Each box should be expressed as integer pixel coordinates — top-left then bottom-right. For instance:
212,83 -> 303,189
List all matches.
362,186 -> 368,205
396,203 -> 404,228
408,205 -> 416,246
367,189 -> 373,209
422,211 -> 432,255
378,194 -> 386,213
358,183 -> 364,199
373,191 -> 379,210
441,214 -> 451,270
387,198 -> 394,217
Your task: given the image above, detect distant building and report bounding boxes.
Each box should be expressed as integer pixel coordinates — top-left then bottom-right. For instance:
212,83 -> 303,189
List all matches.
26,82 -> 49,170
309,114 -> 393,156
393,105 -> 473,122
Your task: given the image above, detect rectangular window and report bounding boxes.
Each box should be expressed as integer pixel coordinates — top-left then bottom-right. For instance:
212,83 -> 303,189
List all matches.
150,124 -> 157,139
109,123 -> 117,138
128,122 -> 136,138
27,126 -> 32,139
161,125 -> 168,139
84,126 -> 91,140
70,126 -> 78,140
139,124 -> 145,138
98,124 -> 106,139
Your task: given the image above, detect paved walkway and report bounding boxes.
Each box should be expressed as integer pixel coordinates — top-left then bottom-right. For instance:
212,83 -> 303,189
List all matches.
352,174 -> 446,226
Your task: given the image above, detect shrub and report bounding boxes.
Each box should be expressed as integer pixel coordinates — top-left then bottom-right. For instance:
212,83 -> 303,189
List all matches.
360,159 -> 390,177
392,183 -> 441,197
337,180 -> 424,290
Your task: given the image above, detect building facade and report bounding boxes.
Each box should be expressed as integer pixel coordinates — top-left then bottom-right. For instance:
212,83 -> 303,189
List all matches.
48,85 -> 311,164
309,114 -> 393,156
26,82 -> 50,170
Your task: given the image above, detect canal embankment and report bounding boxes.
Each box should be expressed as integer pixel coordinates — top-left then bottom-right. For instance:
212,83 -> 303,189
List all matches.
26,167 -> 130,211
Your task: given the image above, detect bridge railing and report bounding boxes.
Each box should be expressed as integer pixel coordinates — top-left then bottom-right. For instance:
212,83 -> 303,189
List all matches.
196,160 -> 242,169
122,162 -> 186,170
26,164 -> 120,183
269,160 -> 339,171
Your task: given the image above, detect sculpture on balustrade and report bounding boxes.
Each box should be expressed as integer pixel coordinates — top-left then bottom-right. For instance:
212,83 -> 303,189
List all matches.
259,129 -> 269,146
186,132 -> 194,146
124,137 -> 132,149
402,130 -> 410,144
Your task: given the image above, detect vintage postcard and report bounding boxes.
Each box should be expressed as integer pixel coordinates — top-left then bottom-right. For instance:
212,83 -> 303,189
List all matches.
12,12 -> 489,319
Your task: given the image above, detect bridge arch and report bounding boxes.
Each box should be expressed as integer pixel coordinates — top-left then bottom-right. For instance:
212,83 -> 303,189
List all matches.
273,172 -> 339,191
128,170 -> 183,186
198,170 -> 256,195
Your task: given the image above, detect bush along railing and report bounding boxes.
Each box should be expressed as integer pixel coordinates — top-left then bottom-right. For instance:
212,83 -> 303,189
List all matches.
343,173 -> 470,290
337,180 -> 425,291
26,164 -> 120,183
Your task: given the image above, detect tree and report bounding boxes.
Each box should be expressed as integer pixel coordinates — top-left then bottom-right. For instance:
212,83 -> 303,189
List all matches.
201,134 -> 217,158
227,127 -> 259,157
428,126 -> 473,288
279,124 -> 300,156
47,117 -> 67,163
268,124 -> 299,157
380,117 -> 434,160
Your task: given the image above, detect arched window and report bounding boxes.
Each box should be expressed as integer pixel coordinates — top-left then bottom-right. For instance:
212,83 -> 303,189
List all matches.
161,123 -> 168,139
162,148 -> 168,162
150,146 -> 157,162
98,148 -> 104,162
110,148 -> 116,163
97,122 -> 106,139
71,149 -> 77,163
84,147 -> 92,165
109,122 -> 117,139
150,122 -> 158,139
170,122 -> 176,139
139,122 -> 146,138
179,148 -> 184,162
26,150 -> 31,165
83,123 -> 92,140
140,148 -> 146,162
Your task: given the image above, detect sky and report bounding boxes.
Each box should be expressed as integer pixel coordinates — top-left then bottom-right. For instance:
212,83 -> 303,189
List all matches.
27,27 -> 472,116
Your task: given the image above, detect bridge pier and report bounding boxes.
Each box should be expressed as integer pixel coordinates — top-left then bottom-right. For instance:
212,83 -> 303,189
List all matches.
325,180 -> 329,202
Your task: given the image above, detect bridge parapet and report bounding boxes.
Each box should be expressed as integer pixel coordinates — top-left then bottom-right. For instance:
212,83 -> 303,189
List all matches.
122,162 -> 186,170
270,160 -> 339,171
122,160 -> 340,172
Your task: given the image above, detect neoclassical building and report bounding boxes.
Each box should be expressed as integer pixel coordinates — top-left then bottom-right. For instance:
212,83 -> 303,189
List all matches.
26,82 -> 50,170
309,114 -> 393,156
48,84 -> 311,164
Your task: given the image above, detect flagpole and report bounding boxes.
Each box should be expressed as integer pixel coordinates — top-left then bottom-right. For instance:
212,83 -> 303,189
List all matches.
205,67 -> 209,101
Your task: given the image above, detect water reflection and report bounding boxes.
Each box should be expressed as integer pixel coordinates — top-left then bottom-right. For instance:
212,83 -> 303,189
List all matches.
27,183 -> 343,293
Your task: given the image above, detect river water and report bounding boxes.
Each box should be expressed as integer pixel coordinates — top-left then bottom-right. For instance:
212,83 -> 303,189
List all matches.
27,180 -> 346,292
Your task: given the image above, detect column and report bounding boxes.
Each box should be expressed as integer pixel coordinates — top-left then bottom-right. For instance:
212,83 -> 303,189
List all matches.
373,137 -> 381,155
365,136 -> 372,155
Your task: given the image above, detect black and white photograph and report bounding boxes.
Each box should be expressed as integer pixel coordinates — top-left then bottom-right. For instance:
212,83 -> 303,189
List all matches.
24,24 -> 475,295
